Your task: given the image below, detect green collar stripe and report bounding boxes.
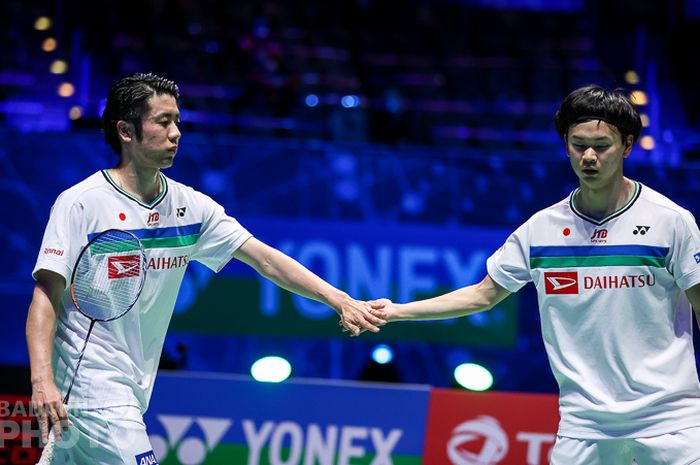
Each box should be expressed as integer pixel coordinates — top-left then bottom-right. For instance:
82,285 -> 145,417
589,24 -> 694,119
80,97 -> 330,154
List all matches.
103,170 -> 168,208
571,181 -> 640,225
530,255 -> 665,269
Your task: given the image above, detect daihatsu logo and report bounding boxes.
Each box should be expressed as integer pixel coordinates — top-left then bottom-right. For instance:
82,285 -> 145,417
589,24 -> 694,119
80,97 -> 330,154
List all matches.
543,272 -> 579,294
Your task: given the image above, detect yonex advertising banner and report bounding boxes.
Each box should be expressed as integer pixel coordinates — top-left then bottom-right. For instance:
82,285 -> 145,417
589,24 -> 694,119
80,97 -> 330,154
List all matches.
144,372 -> 430,465
423,389 -> 559,465
169,218 -> 518,346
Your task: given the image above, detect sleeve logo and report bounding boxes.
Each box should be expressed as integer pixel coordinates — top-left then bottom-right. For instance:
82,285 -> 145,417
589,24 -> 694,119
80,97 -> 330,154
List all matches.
135,450 -> 159,465
544,272 -> 579,294
695,252 -> 700,265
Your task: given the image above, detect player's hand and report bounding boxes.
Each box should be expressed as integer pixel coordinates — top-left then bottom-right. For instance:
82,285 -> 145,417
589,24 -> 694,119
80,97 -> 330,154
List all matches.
32,379 -> 71,442
336,296 -> 387,336
368,298 -> 398,321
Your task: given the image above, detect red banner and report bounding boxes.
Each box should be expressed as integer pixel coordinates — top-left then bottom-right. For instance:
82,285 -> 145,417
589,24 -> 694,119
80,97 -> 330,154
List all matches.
423,389 -> 559,465
0,395 -> 41,465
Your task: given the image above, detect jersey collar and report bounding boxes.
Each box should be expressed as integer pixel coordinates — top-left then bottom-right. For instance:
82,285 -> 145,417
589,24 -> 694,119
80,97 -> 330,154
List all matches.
102,169 -> 168,210
569,180 -> 641,226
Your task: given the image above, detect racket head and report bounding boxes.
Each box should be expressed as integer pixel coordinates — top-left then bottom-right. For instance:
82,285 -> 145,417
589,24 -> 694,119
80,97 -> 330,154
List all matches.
69,229 -> 147,322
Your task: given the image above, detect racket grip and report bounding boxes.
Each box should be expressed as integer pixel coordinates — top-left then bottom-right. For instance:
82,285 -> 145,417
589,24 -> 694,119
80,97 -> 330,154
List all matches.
36,430 -> 56,465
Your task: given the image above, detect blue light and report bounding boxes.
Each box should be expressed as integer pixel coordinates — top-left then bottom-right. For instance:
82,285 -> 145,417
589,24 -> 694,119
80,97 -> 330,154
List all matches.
341,95 -> 359,108
372,345 -> 394,364
305,94 -> 319,107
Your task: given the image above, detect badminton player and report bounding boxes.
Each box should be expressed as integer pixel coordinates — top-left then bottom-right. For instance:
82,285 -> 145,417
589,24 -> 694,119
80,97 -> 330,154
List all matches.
25,73 -> 386,464
371,85 -> 700,464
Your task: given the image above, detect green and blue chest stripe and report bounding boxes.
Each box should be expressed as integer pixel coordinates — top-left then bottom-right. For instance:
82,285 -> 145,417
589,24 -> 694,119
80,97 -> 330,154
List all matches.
88,224 -> 202,253
530,245 -> 669,269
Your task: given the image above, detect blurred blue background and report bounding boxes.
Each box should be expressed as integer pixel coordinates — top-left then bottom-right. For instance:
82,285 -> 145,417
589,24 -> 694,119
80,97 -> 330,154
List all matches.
2,0 -> 700,394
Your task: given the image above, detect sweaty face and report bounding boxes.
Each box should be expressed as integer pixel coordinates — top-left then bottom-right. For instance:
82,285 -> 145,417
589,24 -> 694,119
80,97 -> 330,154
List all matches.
132,94 -> 181,170
566,120 -> 632,190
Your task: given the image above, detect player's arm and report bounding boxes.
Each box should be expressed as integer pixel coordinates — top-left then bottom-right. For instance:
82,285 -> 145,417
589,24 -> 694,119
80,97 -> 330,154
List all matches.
372,274 -> 512,321
26,269 -> 69,442
232,237 -> 386,335
687,283 -> 700,331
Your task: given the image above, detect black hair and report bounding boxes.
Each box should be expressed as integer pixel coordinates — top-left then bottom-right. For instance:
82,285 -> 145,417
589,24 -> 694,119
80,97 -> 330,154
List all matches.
554,85 -> 642,145
101,73 -> 180,155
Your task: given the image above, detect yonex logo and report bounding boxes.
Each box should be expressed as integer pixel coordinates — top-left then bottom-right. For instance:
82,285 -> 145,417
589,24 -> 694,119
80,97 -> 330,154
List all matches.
633,225 -> 650,235
544,272 -> 579,294
149,415 -> 232,465
446,416 -> 508,465
177,207 -> 187,217
108,255 -> 141,279
695,252 -> 700,265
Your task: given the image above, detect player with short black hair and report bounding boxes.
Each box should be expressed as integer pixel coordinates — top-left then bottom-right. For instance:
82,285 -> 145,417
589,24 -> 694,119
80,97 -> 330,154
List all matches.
26,72 -> 386,465
372,85 -> 700,464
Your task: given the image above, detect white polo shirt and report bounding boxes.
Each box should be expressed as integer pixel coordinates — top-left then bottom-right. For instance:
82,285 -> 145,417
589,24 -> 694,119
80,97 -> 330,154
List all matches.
33,170 -> 252,412
487,180 -> 700,438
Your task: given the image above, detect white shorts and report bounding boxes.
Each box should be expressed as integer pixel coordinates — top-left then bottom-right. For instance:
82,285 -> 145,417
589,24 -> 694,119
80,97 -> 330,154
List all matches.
550,427 -> 700,465
39,406 -> 158,465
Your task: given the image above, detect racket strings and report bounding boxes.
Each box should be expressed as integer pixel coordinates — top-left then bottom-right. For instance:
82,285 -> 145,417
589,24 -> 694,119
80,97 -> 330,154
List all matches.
72,231 -> 146,322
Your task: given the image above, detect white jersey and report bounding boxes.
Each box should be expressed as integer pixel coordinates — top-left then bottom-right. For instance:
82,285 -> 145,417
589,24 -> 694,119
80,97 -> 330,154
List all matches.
33,171 -> 252,412
487,180 -> 700,439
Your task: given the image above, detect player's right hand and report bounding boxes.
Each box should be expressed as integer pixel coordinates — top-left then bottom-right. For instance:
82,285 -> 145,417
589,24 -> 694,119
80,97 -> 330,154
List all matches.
32,379 -> 71,442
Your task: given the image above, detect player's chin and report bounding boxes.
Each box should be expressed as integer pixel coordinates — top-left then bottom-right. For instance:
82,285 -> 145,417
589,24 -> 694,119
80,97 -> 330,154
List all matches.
160,156 -> 176,168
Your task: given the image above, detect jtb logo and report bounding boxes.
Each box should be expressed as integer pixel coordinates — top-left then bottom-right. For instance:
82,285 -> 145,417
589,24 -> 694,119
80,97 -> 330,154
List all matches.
147,212 -> 160,226
108,255 -> 141,279
544,272 -> 578,294
590,229 -> 607,242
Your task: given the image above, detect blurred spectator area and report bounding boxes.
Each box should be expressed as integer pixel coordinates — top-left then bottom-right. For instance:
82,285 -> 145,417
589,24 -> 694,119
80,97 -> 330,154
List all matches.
5,0 -> 698,160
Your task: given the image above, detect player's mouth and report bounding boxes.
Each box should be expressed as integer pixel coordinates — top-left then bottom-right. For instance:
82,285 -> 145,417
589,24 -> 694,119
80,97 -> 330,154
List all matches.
167,146 -> 178,154
582,168 -> 597,175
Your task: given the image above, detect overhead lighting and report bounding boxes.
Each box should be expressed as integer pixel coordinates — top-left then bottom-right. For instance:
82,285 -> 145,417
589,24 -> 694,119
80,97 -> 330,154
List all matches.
34,16 -> 52,31
57,82 -> 75,97
50,59 -> 68,74
42,37 -> 57,52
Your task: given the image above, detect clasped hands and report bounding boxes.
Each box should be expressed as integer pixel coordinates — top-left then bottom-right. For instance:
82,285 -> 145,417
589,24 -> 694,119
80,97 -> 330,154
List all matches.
337,297 -> 395,336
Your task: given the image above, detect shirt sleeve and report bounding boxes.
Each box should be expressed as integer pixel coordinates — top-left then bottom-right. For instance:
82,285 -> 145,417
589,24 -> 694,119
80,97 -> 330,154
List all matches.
32,194 -> 86,288
668,209 -> 700,291
190,191 -> 253,273
486,221 -> 533,293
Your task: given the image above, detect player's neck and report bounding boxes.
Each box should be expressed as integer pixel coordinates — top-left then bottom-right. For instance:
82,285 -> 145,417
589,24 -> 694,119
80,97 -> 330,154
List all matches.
576,176 -> 634,220
109,165 -> 162,203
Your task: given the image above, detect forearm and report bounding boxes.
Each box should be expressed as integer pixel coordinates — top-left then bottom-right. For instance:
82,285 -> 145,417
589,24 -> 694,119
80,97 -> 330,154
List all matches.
26,288 -> 58,385
391,276 -> 509,321
254,248 -> 347,311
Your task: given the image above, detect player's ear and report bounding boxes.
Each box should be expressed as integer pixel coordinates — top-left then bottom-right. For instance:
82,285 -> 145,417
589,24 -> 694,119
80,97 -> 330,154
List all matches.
117,121 -> 133,143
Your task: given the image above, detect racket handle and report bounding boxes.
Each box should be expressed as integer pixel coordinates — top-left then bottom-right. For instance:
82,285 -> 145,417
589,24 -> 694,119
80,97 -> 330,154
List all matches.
36,430 -> 56,465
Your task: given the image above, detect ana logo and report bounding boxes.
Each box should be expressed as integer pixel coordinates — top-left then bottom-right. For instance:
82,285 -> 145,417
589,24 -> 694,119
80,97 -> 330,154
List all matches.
176,207 -> 187,218
147,211 -> 160,227
633,225 -> 650,235
149,415 -> 232,465
544,272 -> 579,294
135,450 -> 159,465
446,416 -> 508,465
695,252 -> 700,265
108,255 -> 141,279
590,228 -> 608,243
